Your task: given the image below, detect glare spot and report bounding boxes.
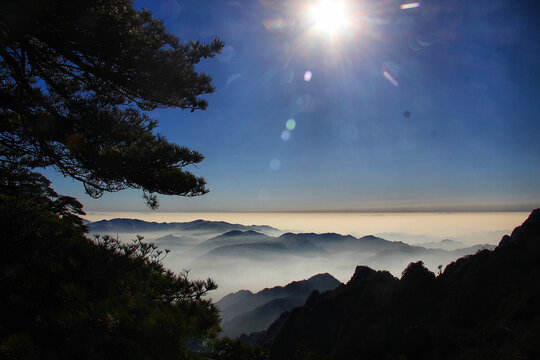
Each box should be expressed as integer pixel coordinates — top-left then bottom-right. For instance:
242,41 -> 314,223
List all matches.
310,1 -> 349,35
281,130 -> 291,141
400,2 -> 421,10
383,71 -> 399,87
304,71 -> 312,81
269,158 -> 281,170
286,119 -> 296,131
381,61 -> 400,87
263,17 -> 288,33
417,34 -> 435,47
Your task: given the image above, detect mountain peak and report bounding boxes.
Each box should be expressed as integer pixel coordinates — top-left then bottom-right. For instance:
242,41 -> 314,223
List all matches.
306,273 -> 341,290
348,266 -> 377,284
221,230 -> 244,237
221,229 -> 264,237
499,208 -> 540,248
307,273 -> 335,281
347,266 -> 396,285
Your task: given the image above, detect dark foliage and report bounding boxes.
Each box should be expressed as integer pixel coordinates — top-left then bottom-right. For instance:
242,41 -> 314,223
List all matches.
259,210 -> 540,360
0,2 -> 269,358
1,0 -> 223,207
205,337 -> 268,360
0,168 -> 222,359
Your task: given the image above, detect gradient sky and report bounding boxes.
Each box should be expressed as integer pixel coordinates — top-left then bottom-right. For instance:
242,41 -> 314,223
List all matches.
47,0 -> 540,213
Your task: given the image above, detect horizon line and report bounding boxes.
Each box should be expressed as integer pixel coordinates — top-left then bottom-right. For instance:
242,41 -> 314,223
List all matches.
84,207 -> 537,215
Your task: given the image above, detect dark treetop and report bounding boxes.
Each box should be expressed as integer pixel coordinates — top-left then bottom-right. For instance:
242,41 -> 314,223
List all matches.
0,0 -> 223,207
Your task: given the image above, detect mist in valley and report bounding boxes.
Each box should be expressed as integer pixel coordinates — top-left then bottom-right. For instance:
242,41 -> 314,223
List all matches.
87,213 -> 511,301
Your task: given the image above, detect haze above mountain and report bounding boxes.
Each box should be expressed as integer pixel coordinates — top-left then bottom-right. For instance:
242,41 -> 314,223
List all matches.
87,218 -> 495,300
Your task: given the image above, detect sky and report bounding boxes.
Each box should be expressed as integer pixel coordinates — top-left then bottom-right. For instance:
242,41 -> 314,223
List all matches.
47,0 -> 540,213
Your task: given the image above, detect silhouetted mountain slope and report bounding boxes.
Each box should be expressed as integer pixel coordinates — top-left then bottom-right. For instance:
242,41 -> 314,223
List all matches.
154,234 -> 185,242
207,242 -> 289,259
196,233 -> 423,267
253,209 -> 540,360
205,233 -> 397,260
418,238 -> 466,250
277,233 -> 394,253
194,230 -> 275,251
278,236 -> 326,254
217,274 -> 341,337
370,243 -> 495,260
278,232 -> 357,245
151,234 -> 199,252
223,296 -> 305,338
87,218 -> 279,235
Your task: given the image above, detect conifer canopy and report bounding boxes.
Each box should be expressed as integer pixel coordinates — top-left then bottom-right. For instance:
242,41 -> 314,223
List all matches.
0,0 -> 223,207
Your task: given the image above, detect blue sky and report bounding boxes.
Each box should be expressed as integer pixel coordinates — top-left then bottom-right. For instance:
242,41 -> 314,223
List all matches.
48,0 -> 540,213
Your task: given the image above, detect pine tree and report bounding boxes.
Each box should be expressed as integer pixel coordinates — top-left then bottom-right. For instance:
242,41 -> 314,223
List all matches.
0,1 -> 239,358
0,0 -> 223,207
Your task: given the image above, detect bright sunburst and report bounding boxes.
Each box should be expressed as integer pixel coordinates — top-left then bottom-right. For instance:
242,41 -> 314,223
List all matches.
309,1 -> 349,35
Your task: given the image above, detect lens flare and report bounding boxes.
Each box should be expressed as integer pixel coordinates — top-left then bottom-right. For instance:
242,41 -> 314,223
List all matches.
383,71 -> 399,87
281,130 -> 291,141
381,61 -> 400,87
310,1 -> 349,34
400,2 -> 421,10
269,158 -> 281,170
286,119 -> 296,131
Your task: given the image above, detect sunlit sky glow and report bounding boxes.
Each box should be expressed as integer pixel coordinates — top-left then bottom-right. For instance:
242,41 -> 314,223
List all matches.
83,211 -> 527,245
309,1 -> 349,35
46,0 -> 540,214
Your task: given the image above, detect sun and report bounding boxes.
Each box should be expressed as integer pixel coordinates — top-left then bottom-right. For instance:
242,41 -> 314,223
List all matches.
309,1 -> 349,35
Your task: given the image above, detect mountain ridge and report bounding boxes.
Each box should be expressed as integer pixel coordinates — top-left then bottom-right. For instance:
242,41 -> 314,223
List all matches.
87,218 -> 280,235
217,273 -> 341,337
245,209 -> 540,359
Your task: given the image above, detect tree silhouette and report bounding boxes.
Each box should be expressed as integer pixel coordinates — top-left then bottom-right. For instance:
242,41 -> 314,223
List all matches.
0,166 -> 224,359
1,0 -> 223,207
0,1 -> 251,358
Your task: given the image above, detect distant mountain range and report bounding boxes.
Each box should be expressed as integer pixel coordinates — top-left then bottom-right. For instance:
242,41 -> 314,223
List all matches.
87,219 -> 487,258
193,230 -> 277,253
87,218 -> 280,235
86,217 -> 496,302
192,229 -> 494,270
196,231 -> 404,259
217,273 -> 341,337
417,238 -> 466,251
